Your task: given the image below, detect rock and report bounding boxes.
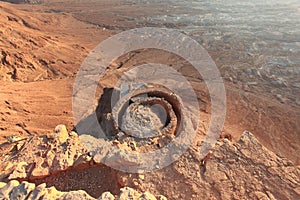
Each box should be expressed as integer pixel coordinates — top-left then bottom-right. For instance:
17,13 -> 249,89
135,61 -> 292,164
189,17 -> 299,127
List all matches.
201,131 -> 300,200
73,154 -> 91,167
0,180 -> 20,197
0,182 -> 84,200
103,148 -> 141,170
54,124 -> 69,144
115,188 -> 163,200
138,174 -> 145,180
0,182 -> 6,189
45,150 -> 56,166
69,131 -> 78,137
40,186 -> 65,200
112,140 -> 120,146
253,191 -> 270,200
4,163 -> 13,171
60,190 -> 95,200
0,128 -> 86,181
133,181 -> 139,186
7,135 -> 23,143
27,183 -> 47,200
139,192 -> 157,200
128,141 -> 137,151
0,181 -> 163,200
275,94 -> 286,103
293,187 -> 300,196
118,187 -> 141,200
98,191 -> 115,200
157,195 -> 167,200
53,149 -> 82,172
31,157 -> 49,178
50,152 -> 74,172
8,162 -> 27,180
9,181 -> 35,200
265,191 -> 276,200
49,135 -> 86,172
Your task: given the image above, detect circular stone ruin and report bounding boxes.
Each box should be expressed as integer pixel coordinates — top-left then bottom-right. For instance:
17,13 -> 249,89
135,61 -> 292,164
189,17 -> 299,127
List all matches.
96,84 -> 184,152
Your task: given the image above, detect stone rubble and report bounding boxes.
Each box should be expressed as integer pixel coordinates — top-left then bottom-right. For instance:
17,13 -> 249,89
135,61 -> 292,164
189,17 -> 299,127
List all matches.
0,124 -> 299,199
0,181 -> 165,200
1,125 -> 87,181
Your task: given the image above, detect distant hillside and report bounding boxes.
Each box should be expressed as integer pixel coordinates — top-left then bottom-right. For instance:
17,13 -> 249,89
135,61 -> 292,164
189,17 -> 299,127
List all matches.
0,2 -> 91,82
0,0 -> 41,4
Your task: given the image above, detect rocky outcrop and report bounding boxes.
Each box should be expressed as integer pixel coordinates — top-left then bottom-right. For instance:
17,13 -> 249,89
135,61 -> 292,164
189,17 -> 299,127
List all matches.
0,125 -> 299,199
0,125 -> 87,180
0,181 -> 163,200
202,132 -> 300,199
127,131 -> 300,199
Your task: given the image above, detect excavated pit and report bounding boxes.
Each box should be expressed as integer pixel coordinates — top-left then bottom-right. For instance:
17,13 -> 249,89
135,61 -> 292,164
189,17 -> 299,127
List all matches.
95,85 -> 184,153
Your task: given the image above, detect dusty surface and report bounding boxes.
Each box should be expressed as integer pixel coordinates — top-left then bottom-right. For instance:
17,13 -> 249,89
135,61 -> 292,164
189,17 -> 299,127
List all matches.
0,1 -> 299,199
0,1 -> 90,82
0,1 -> 113,139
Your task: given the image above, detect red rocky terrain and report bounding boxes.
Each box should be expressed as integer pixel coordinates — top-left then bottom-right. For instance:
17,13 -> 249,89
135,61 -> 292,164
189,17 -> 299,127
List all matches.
0,1 -> 299,199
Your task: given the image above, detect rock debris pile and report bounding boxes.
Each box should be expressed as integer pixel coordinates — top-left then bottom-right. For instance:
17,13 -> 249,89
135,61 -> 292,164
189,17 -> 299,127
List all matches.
0,180 -> 166,200
0,124 -> 299,199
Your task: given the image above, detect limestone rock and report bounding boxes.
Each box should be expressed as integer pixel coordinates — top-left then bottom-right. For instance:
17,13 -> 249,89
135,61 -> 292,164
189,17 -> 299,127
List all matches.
0,127 -> 86,181
118,187 -> 142,200
0,180 -> 20,198
200,131 -> 300,199
27,183 -> 47,200
54,124 -> 69,144
60,190 -> 95,200
31,157 -> 49,178
69,131 -> 78,137
8,162 -> 27,180
0,182 -> 6,189
9,181 -> 35,200
3,163 -> 13,172
0,182 -> 162,200
98,192 -> 115,200
156,195 -> 167,200
253,191 -> 271,200
40,186 -> 65,200
73,154 -> 92,167
139,192 -> 157,200
50,152 -> 73,172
